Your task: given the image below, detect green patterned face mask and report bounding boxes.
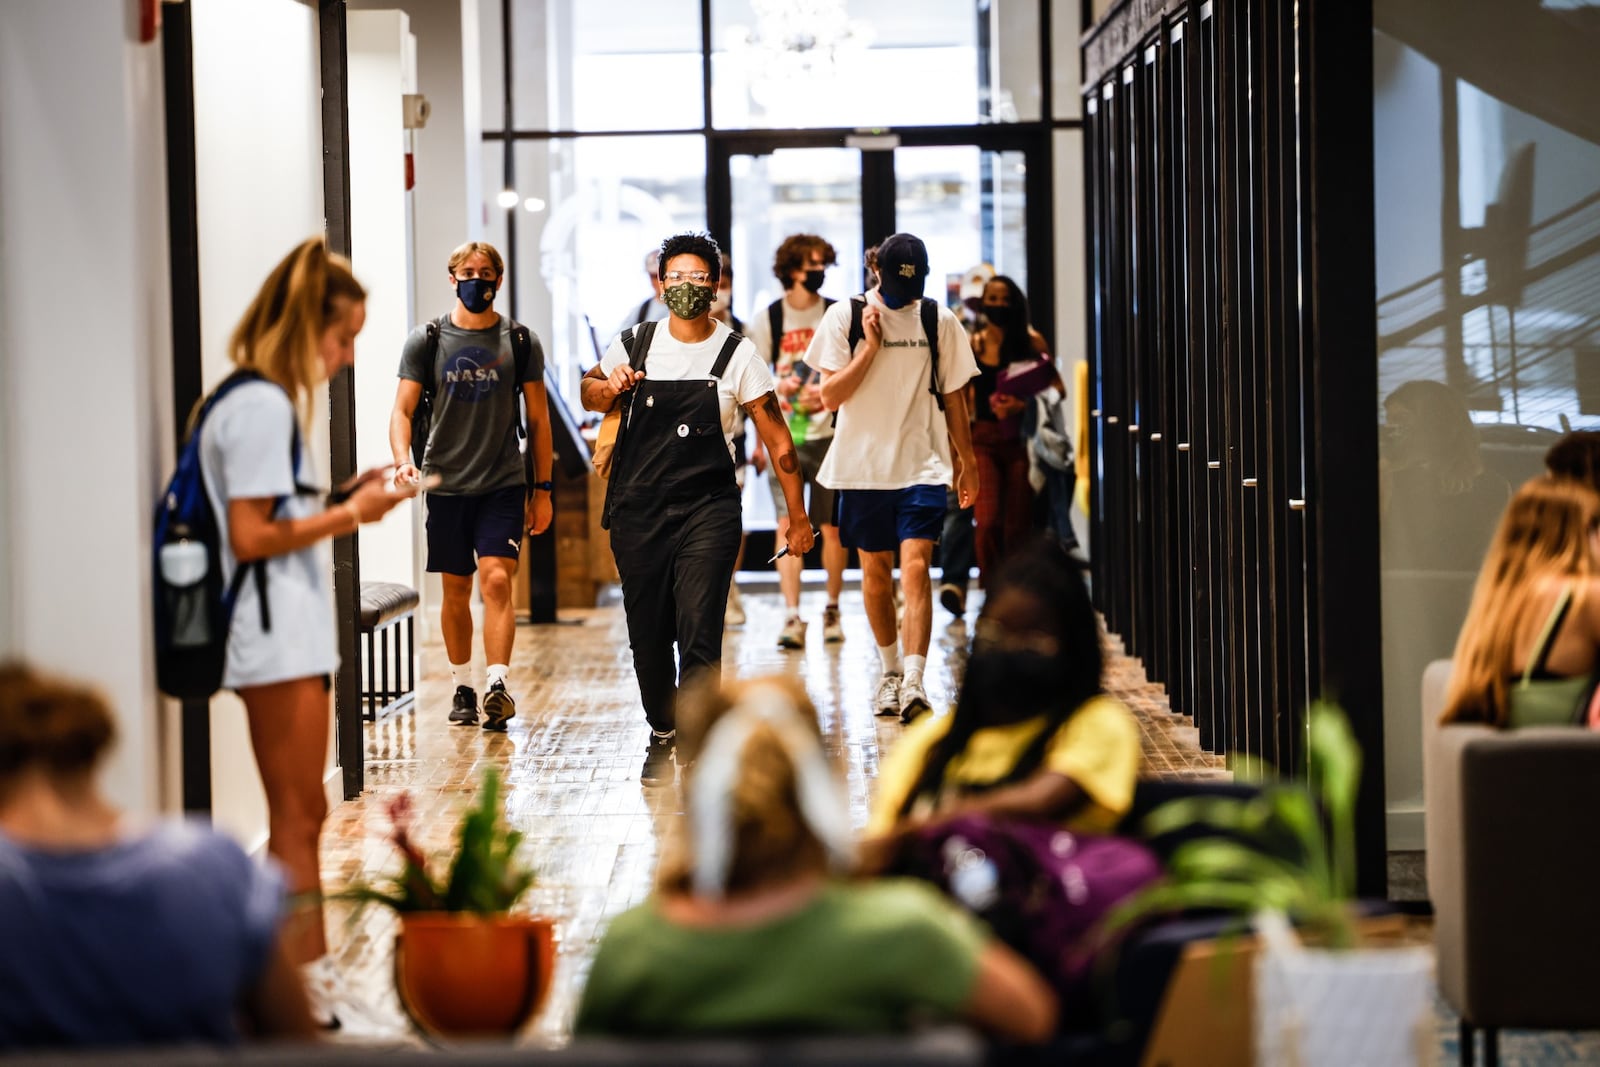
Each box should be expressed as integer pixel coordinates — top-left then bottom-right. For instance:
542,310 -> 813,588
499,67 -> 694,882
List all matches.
663,282 -> 715,320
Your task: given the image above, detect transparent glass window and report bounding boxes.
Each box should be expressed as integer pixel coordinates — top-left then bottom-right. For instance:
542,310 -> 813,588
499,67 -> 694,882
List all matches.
1050,0 -> 1082,120
500,0 -> 704,133
728,147 -> 864,323
482,136 -> 708,400
1375,20 -> 1600,851
711,0 -> 983,129
729,147 -> 865,531
895,146 -> 1030,306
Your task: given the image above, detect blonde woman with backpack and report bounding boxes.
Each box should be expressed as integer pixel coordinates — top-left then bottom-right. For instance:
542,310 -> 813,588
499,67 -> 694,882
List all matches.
197,237 -> 404,1035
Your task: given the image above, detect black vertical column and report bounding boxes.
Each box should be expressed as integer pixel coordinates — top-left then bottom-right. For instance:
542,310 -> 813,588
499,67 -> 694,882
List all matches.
162,0 -> 210,816
1303,0 -> 1384,896
319,0 -> 364,801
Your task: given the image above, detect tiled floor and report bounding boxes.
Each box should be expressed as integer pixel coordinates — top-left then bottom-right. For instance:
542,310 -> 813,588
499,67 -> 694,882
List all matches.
319,578 -> 1228,1045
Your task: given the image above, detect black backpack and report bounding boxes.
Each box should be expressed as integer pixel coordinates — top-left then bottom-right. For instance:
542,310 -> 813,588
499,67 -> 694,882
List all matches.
845,296 -> 946,411
153,371 -> 315,700
410,315 -> 537,467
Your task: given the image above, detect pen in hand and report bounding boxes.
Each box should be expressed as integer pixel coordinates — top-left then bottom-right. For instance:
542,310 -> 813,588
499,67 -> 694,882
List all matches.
768,529 -> 821,565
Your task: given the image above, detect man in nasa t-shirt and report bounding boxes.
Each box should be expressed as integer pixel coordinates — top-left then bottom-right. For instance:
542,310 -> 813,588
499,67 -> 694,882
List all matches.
391,241 -> 554,734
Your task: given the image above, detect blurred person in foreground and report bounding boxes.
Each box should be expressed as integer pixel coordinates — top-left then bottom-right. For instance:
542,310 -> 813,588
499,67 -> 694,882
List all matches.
574,674 -> 1057,1041
0,663 -> 316,1049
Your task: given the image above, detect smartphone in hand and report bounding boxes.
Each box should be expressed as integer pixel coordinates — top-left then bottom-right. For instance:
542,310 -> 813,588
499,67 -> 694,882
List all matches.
790,360 -> 815,386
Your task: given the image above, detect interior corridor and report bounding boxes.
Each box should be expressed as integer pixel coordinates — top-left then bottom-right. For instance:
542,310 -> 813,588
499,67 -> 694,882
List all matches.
318,580 -> 1227,1044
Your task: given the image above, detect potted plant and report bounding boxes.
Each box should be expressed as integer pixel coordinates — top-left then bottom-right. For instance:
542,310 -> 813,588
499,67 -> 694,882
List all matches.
342,767 -> 555,1039
1110,704 -> 1432,1066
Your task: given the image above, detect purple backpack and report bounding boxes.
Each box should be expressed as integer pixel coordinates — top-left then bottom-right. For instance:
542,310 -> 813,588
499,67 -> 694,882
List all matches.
894,814 -> 1162,1000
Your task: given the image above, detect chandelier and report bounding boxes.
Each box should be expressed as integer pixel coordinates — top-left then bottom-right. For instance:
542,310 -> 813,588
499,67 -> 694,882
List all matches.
726,0 -> 874,113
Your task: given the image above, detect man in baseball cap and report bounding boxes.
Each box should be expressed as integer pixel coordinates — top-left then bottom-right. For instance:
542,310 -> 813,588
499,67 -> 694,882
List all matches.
804,233 -> 981,723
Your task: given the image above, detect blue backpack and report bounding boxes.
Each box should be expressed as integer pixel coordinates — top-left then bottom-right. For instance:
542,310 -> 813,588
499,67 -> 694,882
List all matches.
153,370 -> 310,699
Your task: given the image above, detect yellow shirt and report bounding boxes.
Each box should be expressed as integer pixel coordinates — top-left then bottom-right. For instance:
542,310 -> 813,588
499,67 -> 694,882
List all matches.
867,695 -> 1141,836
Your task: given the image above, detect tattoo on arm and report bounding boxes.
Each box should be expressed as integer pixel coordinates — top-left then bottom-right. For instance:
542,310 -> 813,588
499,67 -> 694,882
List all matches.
778,452 -> 799,474
761,393 -> 784,425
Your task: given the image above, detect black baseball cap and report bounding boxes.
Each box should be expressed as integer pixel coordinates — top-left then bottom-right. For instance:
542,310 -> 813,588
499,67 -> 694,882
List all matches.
877,233 -> 929,305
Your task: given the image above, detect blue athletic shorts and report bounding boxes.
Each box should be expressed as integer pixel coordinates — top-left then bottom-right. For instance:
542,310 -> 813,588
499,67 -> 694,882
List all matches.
835,484 -> 947,553
424,485 -> 526,575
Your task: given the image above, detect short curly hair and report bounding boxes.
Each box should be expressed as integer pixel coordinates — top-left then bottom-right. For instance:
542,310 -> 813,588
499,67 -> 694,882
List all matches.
659,232 -> 723,286
771,234 -> 838,286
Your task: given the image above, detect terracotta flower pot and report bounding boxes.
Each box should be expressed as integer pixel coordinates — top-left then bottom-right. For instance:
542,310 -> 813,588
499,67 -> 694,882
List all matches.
394,913 -> 556,1038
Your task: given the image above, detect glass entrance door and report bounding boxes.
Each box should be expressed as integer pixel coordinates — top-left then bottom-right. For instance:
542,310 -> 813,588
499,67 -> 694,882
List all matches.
716,133 -> 1050,532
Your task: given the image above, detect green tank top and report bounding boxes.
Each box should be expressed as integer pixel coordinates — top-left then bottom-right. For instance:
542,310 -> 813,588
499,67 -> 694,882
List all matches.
1507,586 -> 1591,728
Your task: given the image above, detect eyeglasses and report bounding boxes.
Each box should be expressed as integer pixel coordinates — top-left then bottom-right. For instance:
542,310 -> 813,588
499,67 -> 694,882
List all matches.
664,270 -> 712,285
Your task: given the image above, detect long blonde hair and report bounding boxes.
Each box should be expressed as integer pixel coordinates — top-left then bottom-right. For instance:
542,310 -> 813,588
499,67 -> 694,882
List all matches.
223,237 -> 365,425
656,676 -> 848,897
1442,476 -> 1600,726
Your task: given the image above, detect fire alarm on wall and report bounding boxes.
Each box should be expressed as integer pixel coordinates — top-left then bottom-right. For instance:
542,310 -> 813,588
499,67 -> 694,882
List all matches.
402,94 -> 431,130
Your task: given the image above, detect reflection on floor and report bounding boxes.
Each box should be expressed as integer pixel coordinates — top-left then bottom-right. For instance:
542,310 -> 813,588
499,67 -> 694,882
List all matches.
319,584 -> 1225,1045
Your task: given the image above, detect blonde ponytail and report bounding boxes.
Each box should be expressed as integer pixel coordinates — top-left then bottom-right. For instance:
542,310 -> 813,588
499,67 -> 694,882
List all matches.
227,237 -> 365,424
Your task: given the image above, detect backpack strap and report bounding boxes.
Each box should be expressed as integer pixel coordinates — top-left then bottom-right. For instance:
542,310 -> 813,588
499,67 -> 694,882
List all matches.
710,332 -> 744,379
766,300 -> 784,367
420,314 -> 450,404
506,318 -> 537,443
634,297 -> 653,326
621,320 -> 655,371
920,297 -> 945,412
847,296 -> 866,352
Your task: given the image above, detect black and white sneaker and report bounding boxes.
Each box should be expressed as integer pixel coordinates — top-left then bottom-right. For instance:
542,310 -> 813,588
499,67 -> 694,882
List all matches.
448,685 -> 479,725
482,681 -> 515,732
642,729 -> 676,783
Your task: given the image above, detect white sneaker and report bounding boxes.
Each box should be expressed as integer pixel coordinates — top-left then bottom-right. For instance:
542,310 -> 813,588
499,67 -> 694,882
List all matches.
874,672 -> 902,716
899,678 -> 931,724
778,615 -> 807,649
725,582 -> 746,626
301,956 -> 400,1042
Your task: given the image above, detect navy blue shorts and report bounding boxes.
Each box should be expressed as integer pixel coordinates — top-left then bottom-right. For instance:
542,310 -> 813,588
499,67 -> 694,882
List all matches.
424,485 -> 526,575
835,484 -> 947,553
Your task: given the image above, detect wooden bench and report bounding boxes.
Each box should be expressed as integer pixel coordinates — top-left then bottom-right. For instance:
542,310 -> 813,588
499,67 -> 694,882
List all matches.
358,581 -> 419,721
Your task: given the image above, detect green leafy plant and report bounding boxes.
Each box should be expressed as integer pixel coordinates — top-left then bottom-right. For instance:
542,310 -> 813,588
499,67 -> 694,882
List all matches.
1108,702 -> 1363,949
340,767 -> 537,915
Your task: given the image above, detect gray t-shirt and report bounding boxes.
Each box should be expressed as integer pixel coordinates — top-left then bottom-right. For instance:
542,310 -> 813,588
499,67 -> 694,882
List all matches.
398,315 -> 544,496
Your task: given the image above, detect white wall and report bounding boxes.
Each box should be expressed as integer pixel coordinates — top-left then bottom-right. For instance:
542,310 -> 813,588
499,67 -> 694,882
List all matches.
348,0 -> 484,633
347,10 -> 422,587
0,0 -> 174,813
190,0 -> 331,851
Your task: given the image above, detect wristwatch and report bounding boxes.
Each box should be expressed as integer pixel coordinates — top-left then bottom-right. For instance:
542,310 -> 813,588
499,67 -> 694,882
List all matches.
531,480 -> 554,492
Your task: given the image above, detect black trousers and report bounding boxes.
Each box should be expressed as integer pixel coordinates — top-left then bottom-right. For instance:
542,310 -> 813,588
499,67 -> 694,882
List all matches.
610,496 -> 742,732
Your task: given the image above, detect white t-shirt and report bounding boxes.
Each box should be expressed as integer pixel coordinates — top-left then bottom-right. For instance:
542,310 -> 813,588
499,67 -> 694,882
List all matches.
808,291 -> 979,490
745,294 -> 834,442
199,380 -> 338,689
599,319 -> 775,464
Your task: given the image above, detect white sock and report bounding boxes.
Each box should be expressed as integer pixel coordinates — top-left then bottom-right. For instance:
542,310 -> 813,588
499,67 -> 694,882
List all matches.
903,654 -> 926,689
486,663 -> 509,689
450,661 -> 471,688
878,642 -> 902,676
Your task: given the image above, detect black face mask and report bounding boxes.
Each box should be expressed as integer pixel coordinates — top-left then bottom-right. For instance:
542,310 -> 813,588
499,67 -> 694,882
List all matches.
802,269 -> 825,293
961,648 -> 1063,721
984,303 -> 1016,329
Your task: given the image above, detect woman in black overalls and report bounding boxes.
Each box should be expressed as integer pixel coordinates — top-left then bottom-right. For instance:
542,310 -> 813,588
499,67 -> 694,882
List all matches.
583,233 -> 815,776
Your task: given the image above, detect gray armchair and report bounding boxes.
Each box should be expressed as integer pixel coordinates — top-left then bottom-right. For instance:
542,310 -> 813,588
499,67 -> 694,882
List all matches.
1422,659 -> 1600,1066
